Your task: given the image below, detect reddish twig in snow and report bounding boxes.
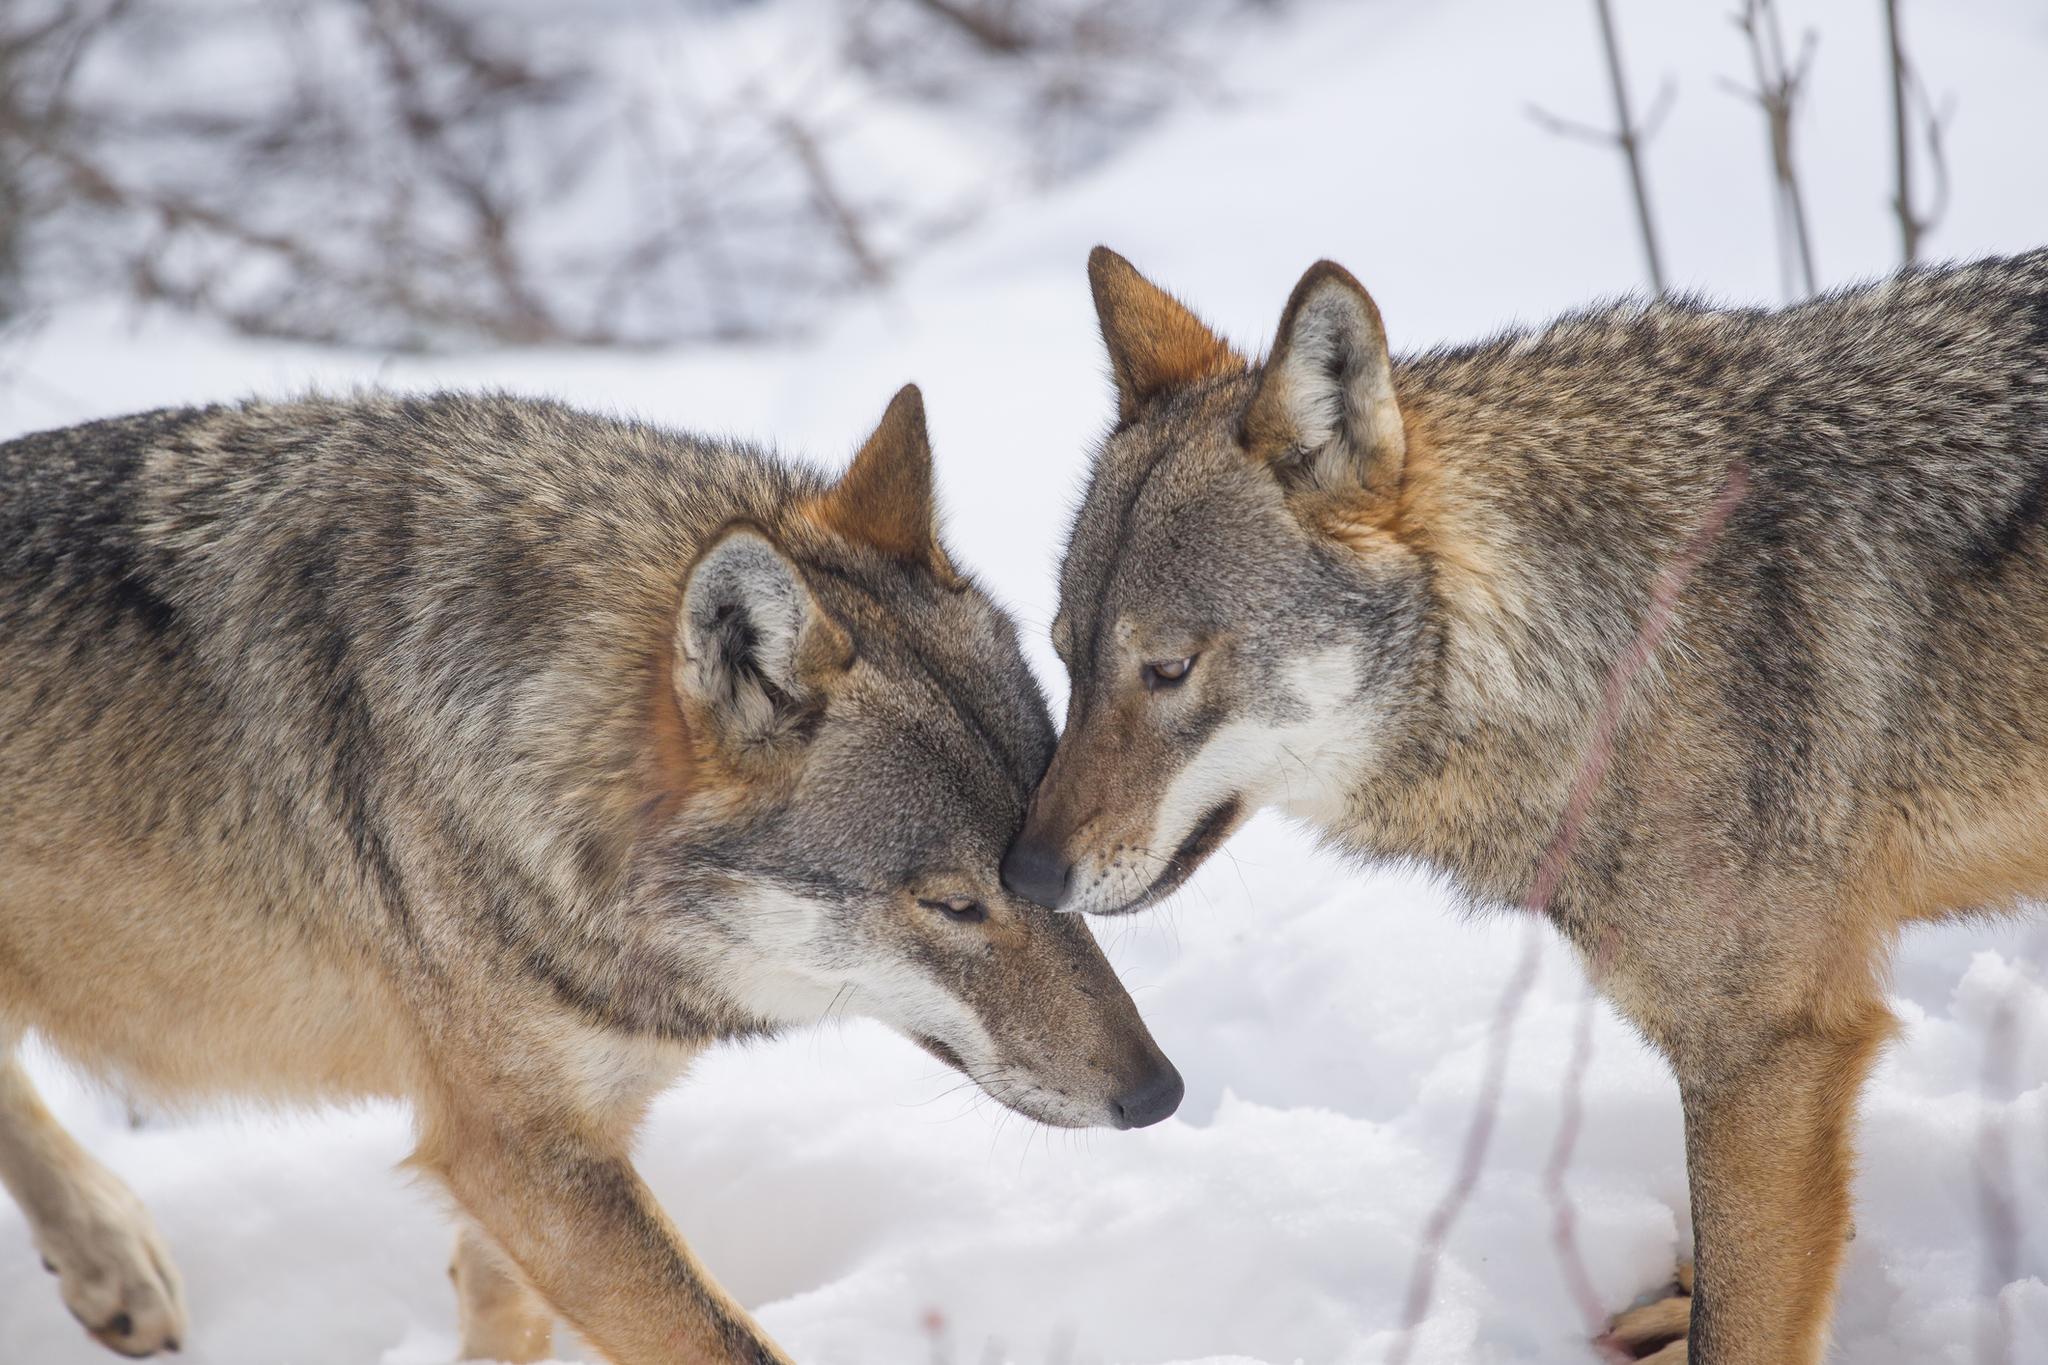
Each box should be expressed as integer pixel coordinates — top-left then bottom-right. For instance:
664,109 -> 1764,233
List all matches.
1545,974 -> 1614,1341
1385,917 -> 1547,1365
1386,464 -> 1750,1364
1972,934 -> 2040,1365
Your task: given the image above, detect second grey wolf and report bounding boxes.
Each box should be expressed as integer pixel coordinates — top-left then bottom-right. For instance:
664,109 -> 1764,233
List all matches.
1003,246 -> 2048,1364
0,383 -> 1182,1363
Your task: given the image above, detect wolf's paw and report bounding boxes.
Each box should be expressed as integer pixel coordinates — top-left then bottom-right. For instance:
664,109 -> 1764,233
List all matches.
450,1231 -> 554,1364
33,1163 -> 187,1357
1597,1262 -> 1691,1362
453,1299 -> 554,1364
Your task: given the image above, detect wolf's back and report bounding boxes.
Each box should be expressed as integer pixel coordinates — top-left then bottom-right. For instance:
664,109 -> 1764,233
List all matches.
0,395 -> 795,936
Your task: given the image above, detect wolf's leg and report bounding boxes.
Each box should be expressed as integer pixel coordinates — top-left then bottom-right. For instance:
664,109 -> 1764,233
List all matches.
449,1222 -> 555,1363
415,1098 -> 792,1365
1648,1003 -> 1890,1365
0,1032 -> 188,1358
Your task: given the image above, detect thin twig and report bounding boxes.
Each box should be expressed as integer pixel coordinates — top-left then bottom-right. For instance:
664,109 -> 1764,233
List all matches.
1971,930 -> 2042,1365
1545,977 -> 1614,1341
1591,0 -> 1667,296
904,0 -> 1032,55
1728,0 -> 1818,299
1885,0 -> 1917,264
1886,0 -> 1954,267
774,113 -> 889,288
1530,0 -> 1669,297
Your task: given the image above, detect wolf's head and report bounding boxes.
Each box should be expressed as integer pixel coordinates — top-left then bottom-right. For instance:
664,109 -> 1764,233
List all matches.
646,385 -> 1180,1129
1002,249 -> 1438,917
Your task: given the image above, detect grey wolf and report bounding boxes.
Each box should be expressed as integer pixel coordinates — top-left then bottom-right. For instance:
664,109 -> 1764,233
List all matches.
1004,245 -> 2048,1363
0,383 -> 1181,1362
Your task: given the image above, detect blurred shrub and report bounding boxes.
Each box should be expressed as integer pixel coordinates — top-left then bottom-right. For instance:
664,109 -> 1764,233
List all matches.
0,0 -> 1264,351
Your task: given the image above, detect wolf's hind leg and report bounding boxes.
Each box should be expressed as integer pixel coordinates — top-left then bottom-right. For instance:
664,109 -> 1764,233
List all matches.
0,1032 -> 188,1358
450,1222 -> 554,1363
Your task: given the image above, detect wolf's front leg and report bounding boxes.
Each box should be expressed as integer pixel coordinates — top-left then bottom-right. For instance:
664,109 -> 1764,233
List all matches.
0,1042 -> 188,1358
1622,1002 -> 1891,1365
450,1222 -> 555,1363
415,1101 -> 792,1365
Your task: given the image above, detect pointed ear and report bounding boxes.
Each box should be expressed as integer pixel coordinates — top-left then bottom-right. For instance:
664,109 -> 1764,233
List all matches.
1089,246 -> 1247,422
676,524 -> 852,748
810,384 -> 964,589
1241,260 -> 1406,496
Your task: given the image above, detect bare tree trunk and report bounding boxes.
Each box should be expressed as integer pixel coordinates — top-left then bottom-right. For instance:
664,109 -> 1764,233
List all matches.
1591,0 -> 1667,296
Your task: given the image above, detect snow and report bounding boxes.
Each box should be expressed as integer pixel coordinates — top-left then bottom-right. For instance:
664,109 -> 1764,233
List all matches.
4,1 -> 2047,1361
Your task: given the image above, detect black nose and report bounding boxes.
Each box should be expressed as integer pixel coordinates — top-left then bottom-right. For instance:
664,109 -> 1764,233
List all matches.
1112,1058 -> 1185,1129
1000,835 -> 1071,910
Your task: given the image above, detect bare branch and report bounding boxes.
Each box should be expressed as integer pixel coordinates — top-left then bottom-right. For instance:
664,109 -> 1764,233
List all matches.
0,0 -> 1234,348
1526,103 -> 1620,146
1639,77 -> 1679,141
1912,78 -> 1956,251
1885,0 -> 1916,263
1592,0 -> 1668,295
774,114 -> 890,288
1729,0 -> 1818,299
1529,77 -> 1676,151
1887,2 -> 1953,266
903,0 -> 1032,56
1529,0 -> 1669,297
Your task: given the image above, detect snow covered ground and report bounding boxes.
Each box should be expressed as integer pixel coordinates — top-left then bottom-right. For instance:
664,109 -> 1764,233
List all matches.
4,1 -> 2047,1361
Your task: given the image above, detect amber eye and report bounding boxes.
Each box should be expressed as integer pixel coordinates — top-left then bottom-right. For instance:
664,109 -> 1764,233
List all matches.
922,896 -> 987,924
1140,655 -> 1197,692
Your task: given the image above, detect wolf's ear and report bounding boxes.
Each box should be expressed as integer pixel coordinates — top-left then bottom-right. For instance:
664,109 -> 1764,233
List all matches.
810,384 -> 964,590
676,524 -> 852,747
1242,260 -> 1406,496
1089,247 -> 1247,423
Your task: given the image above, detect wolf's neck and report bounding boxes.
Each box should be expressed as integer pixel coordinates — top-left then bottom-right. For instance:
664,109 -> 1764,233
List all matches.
1341,345 -> 1735,910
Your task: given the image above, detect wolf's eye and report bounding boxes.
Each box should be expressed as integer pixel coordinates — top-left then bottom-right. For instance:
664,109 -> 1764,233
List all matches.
1141,655 -> 1197,691
922,896 -> 987,924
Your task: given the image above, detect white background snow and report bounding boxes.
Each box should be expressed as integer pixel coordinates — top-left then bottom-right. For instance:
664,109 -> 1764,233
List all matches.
3,1 -> 2046,1361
